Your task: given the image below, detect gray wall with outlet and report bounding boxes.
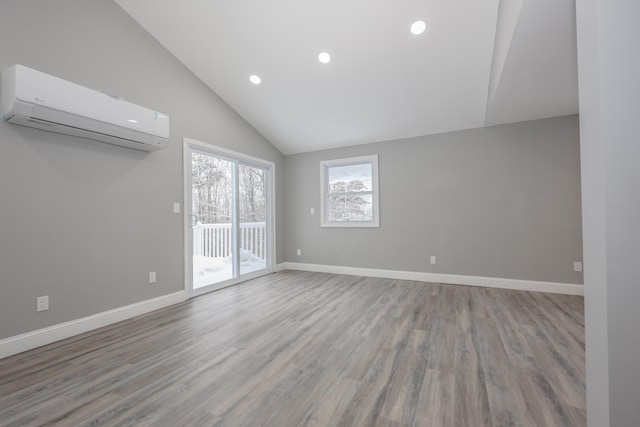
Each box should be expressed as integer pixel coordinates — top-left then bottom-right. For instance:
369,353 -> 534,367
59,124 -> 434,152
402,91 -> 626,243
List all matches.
0,0 -> 285,340
284,115 -> 583,284
0,0 -> 582,346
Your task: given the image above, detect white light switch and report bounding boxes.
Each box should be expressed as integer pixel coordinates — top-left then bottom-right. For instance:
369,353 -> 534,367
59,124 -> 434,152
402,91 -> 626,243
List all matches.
149,272 -> 157,283
574,262 -> 583,272
173,203 -> 181,214
310,207 -> 315,215
297,249 -> 302,256
430,256 -> 437,265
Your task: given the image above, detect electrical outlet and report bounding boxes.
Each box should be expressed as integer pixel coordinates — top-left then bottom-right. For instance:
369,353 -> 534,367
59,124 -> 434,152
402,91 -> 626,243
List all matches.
297,249 -> 302,256
149,272 -> 157,283
37,296 -> 49,312
574,262 -> 583,272
430,255 -> 437,265
173,203 -> 181,214
310,207 -> 315,215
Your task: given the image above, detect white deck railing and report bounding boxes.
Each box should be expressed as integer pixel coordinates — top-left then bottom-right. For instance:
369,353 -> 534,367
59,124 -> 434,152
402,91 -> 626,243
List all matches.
193,222 -> 266,259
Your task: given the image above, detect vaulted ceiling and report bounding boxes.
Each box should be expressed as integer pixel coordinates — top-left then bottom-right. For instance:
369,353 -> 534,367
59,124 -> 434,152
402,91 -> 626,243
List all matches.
115,0 -> 578,155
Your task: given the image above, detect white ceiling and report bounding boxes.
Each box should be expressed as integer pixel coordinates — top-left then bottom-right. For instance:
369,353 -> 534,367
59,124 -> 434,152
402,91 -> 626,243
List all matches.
115,0 -> 578,155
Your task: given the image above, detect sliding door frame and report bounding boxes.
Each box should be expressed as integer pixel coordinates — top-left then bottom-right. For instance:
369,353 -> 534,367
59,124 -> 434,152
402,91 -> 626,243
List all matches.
183,137 -> 276,298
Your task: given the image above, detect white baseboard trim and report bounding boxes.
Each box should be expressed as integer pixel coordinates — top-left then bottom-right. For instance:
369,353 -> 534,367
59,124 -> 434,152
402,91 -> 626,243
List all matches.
277,262 -> 584,296
0,291 -> 187,360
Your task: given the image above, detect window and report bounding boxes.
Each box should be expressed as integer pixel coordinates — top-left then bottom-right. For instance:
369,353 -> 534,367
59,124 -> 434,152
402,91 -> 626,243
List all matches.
320,155 -> 379,227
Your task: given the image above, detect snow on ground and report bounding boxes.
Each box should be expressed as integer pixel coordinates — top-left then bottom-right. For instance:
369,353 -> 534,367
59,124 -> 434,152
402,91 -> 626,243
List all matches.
193,249 -> 266,289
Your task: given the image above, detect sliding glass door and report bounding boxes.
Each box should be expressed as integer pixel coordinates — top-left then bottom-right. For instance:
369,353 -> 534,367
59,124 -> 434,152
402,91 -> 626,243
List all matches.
186,139 -> 273,296
191,152 -> 235,288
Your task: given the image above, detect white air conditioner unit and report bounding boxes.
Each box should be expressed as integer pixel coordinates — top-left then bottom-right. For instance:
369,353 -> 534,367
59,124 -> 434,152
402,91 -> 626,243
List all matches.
1,65 -> 169,151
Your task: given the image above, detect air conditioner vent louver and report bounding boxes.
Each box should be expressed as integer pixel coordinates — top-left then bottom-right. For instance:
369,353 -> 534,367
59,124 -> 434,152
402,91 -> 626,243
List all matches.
27,118 -> 55,127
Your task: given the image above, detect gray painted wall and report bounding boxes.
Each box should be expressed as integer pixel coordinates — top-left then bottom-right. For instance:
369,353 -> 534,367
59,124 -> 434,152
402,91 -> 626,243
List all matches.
577,0 -> 640,425
285,115 -> 583,284
0,0 -> 284,340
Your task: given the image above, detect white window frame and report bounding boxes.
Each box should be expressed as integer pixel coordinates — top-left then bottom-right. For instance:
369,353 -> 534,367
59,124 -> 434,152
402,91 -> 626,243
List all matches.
320,154 -> 380,228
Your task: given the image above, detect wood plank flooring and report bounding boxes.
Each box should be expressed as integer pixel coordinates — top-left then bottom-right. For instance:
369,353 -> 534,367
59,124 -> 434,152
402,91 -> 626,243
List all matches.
0,271 -> 585,426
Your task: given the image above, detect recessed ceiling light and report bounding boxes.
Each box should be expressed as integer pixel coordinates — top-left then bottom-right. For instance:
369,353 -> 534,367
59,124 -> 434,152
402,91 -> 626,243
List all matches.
249,75 -> 261,85
318,52 -> 331,64
410,20 -> 427,35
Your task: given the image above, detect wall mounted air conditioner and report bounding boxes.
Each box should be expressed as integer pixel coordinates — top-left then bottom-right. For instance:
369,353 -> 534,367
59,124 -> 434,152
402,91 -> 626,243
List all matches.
1,65 -> 170,151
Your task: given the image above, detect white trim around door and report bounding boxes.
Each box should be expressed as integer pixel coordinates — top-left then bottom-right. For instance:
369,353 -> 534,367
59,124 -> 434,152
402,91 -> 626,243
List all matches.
183,138 -> 276,298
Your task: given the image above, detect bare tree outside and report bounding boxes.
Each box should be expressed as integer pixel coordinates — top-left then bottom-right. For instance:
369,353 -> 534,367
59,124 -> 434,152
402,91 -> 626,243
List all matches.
191,154 -> 266,224
191,154 -> 233,224
239,165 -> 266,223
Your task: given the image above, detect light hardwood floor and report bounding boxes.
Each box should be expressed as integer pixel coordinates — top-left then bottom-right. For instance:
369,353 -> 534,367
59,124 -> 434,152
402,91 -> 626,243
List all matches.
0,271 -> 585,426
